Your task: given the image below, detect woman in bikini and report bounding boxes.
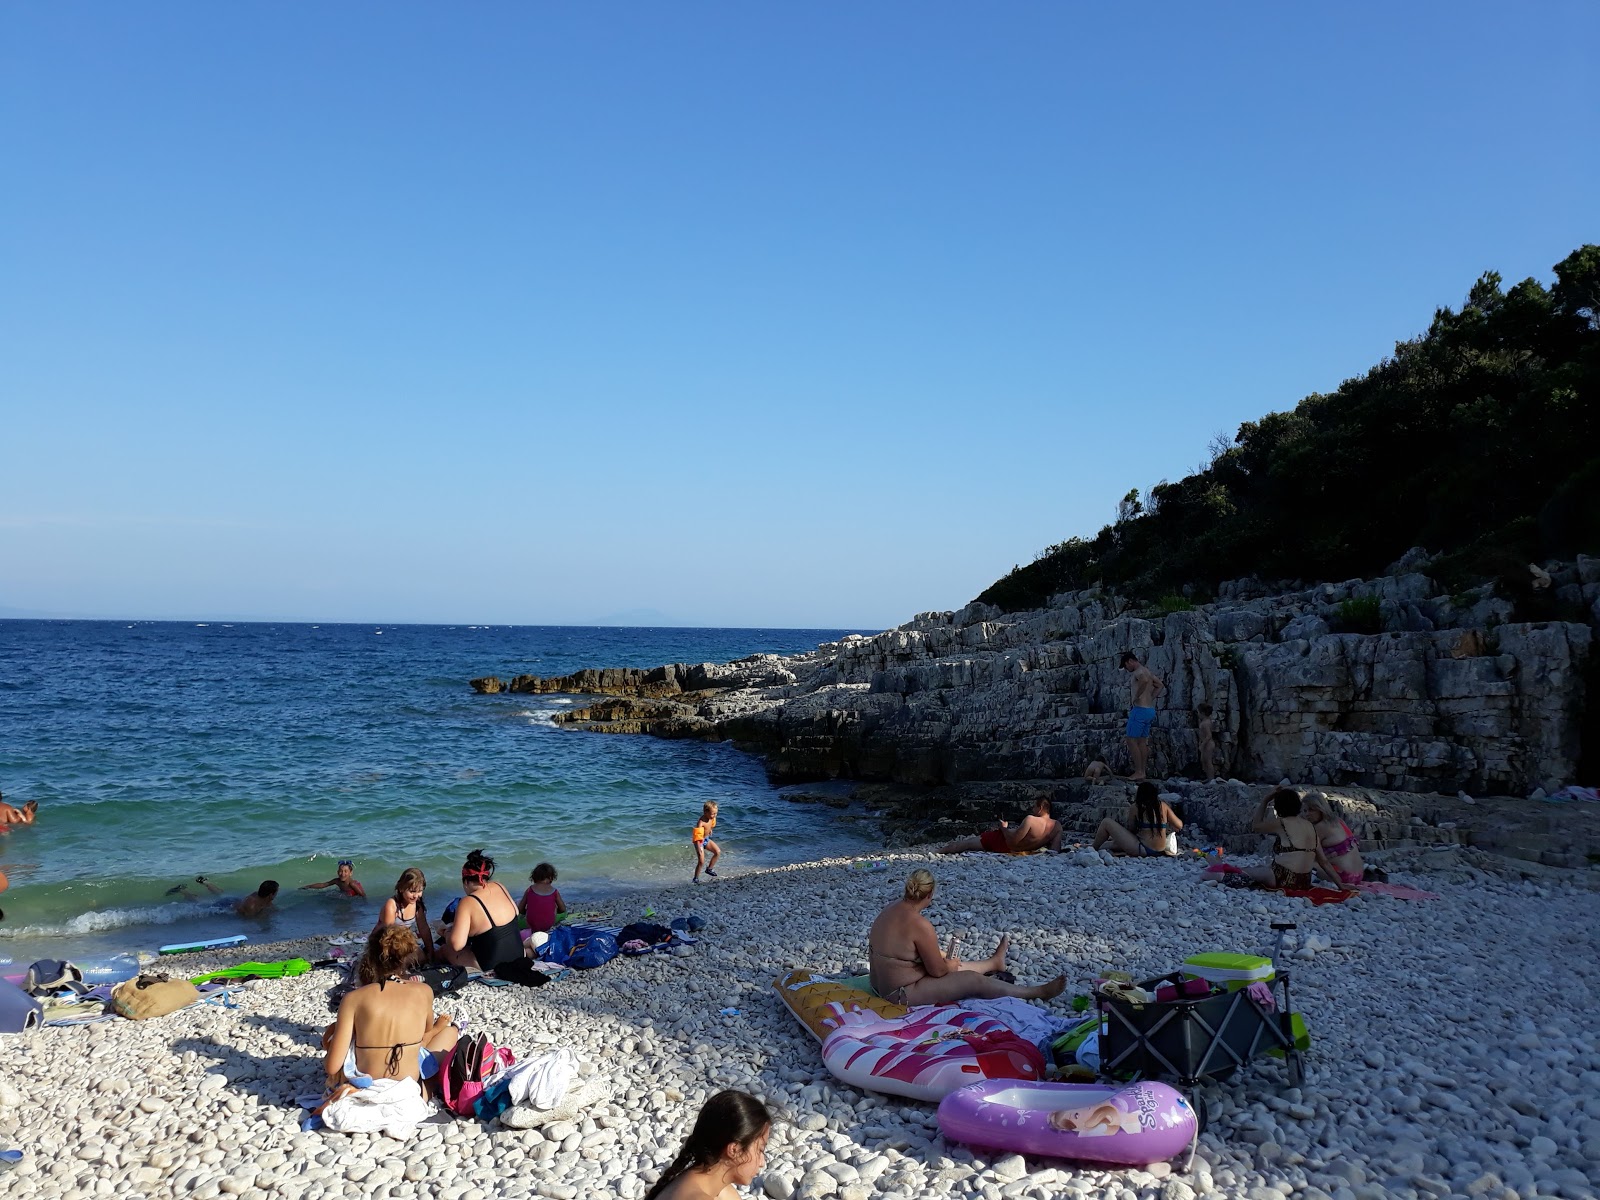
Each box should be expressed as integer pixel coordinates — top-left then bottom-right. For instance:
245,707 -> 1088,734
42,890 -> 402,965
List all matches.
868,869 -> 1065,1006
1242,788 -> 1354,891
1302,794 -> 1365,886
1092,781 -> 1182,857
375,867 -> 435,962
321,924 -> 457,1103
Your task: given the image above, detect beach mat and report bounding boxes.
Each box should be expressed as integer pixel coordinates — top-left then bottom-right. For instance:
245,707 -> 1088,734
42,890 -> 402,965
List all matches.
1357,881 -> 1442,901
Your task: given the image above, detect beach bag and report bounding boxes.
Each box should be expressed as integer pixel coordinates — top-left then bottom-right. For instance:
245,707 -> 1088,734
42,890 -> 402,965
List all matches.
413,963 -> 469,997
24,959 -> 84,994
538,925 -> 619,970
0,979 -> 44,1033
438,1032 -> 515,1116
112,975 -> 201,1020
616,922 -> 672,952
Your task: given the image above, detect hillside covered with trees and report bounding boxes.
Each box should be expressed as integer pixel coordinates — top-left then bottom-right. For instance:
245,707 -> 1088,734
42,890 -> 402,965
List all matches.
980,245 -> 1600,613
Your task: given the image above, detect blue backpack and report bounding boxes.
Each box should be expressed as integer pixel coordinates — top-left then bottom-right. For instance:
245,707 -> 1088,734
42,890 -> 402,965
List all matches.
538,924 -> 619,970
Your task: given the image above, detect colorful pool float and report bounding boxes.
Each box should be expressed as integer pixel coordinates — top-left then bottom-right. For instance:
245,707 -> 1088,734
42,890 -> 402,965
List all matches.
938,1078 -> 1198,1165
773,969 -> 907,1042
821,1006 -> 1046,1103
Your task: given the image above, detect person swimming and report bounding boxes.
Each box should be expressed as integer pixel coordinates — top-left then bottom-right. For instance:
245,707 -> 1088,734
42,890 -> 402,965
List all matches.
303,859 -> 367,898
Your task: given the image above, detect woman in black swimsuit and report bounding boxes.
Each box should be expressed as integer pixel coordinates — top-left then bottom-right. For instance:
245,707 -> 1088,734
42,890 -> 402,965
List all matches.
442,849 -> 532,978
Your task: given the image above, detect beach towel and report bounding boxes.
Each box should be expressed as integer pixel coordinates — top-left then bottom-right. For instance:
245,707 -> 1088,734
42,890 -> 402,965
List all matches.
1357,881 -> 1442,901
319,1076 -> 435,1137
190,958 -> 312,984
1281,887 -> 1357,906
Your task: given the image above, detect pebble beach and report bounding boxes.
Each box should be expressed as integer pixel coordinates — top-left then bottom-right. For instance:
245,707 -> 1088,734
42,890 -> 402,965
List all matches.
4,845 -> 1598,1200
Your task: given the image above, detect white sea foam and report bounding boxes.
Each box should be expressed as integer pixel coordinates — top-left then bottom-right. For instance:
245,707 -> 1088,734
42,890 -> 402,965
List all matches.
0,900 -> 194,940
548,698 -> 574,705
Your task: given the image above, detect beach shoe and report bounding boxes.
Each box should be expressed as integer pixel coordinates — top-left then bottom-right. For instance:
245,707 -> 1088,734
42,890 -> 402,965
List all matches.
704,869 -> 718,877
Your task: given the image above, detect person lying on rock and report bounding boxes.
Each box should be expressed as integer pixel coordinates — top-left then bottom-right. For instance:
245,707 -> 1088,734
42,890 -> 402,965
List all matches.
321,924 -> 458,1105
869,869 -> 1065,1006
1093,782 -> 1182,857
1228,788 -> 1354,891
939,796 -> 1063,854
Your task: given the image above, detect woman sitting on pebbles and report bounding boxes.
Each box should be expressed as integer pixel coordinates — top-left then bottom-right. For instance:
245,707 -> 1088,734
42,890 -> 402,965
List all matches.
1302,793 -> 1365,886
1235,788 -> 1354,891
321,924 -> 458,1101
375,867 -> 435,962
869,869 -> 1065,1005
439,849 -> 547,984
1092,782 -> 1182,857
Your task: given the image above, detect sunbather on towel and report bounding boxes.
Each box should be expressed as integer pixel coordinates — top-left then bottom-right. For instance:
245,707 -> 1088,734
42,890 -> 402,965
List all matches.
1207,788 -> 1353,891
940,796 -> 1063,854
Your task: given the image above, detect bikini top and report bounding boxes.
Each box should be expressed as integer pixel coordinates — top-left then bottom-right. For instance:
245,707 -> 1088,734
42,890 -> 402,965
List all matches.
466,886 -> 522,972
392,899 -> 426,938
355,978 -> 425,1075
1274,827 -> 1317,857
1324,821 -> 1359,858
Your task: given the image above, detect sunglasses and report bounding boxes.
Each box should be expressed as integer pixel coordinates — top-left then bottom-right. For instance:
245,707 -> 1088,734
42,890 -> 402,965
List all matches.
337,860 -> 353,869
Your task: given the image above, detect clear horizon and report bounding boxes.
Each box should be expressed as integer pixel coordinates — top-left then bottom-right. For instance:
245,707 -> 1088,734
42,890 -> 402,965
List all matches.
3,4 -> 1595,628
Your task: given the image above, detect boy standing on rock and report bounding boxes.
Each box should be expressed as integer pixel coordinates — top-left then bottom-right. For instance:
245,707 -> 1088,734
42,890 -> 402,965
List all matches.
1121,652 -> 1163,781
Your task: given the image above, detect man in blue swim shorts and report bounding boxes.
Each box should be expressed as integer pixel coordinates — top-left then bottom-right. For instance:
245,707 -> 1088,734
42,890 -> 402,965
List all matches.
1120,651 -> 1164,781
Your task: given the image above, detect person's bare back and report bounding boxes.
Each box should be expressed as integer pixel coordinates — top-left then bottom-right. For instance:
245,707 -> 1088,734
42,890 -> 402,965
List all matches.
1006,812 -> 1061,852
1129,664 -> 1161,708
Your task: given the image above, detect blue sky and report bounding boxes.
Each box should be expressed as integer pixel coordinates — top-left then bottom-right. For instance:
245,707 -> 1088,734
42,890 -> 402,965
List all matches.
2,4 -> 1595,628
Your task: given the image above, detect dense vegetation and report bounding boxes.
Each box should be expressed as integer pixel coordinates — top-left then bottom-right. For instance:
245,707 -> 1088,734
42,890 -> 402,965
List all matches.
979,245 -> 1600,613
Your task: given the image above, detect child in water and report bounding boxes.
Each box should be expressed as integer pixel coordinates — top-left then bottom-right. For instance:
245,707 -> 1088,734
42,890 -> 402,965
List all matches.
691,802 -> 721,883
521,862 -> 567,934
645,1089 -> 770,1200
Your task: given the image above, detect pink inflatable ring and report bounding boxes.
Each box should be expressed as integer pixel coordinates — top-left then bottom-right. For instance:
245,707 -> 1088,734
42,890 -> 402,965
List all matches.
937,1078 -> 1198,1166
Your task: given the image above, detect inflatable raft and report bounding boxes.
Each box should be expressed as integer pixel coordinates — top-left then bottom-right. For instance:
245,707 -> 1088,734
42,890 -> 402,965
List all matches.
773,969 -> 907,1042
938,1079 -> 1198,1165
821,1006 -> 1045,1103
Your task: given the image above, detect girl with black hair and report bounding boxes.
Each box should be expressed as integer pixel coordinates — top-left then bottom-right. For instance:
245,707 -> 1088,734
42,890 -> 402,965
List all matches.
1092,781 -> 1183,856
645,1090 -> 771,1200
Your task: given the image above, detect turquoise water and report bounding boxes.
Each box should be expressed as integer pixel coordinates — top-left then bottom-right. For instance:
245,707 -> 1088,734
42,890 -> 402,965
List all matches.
0,621 -> 878,965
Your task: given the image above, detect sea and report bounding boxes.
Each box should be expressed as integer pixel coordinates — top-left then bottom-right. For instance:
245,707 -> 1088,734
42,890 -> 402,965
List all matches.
0,620 -> 881,971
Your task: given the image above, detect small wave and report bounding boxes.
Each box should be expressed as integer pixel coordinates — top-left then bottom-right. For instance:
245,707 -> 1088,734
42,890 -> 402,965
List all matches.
0,900 -> 195,939
516,710 -> 558,726
548,698 -> 573,706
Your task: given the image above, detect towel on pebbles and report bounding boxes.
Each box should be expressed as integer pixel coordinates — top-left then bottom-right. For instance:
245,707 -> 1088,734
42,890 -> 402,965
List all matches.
319,1077 -> 435,1138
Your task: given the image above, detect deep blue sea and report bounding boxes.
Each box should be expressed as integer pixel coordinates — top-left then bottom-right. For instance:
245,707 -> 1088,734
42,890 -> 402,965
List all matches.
0,621 -> 879,968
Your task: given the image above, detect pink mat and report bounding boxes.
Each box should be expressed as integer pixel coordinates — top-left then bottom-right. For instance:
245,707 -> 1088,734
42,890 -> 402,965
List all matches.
1357,881 -> 1442,901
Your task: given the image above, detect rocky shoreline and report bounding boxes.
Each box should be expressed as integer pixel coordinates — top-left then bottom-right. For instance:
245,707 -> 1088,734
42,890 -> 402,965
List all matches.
2,844 -> 1597,1200
472,556 -> 1600,867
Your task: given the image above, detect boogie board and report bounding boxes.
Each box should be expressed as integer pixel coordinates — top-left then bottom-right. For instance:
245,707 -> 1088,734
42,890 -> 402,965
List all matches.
158,934 -> 246,956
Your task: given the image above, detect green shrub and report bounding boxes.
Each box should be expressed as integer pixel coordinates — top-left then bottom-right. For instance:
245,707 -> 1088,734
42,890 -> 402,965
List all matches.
1153,594 -> 1195,614
1335,596 -> 1383,634
972,245 -> 1600,612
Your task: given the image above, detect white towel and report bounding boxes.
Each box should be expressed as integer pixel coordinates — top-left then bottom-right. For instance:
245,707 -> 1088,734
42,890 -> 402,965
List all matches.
503,1048 -> 579,1110
320,1077 -> 435,1138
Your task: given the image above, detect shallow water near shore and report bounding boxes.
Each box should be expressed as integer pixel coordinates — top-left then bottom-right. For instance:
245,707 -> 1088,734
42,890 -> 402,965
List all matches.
0,620 -> 878,965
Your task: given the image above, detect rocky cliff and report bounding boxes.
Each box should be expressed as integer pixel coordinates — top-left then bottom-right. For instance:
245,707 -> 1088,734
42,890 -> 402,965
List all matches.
472,555 -> 1597,801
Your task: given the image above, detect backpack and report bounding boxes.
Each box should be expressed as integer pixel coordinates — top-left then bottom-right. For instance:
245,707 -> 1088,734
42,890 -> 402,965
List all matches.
438,1032 -> 515,1116
537,924 -> 619,970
